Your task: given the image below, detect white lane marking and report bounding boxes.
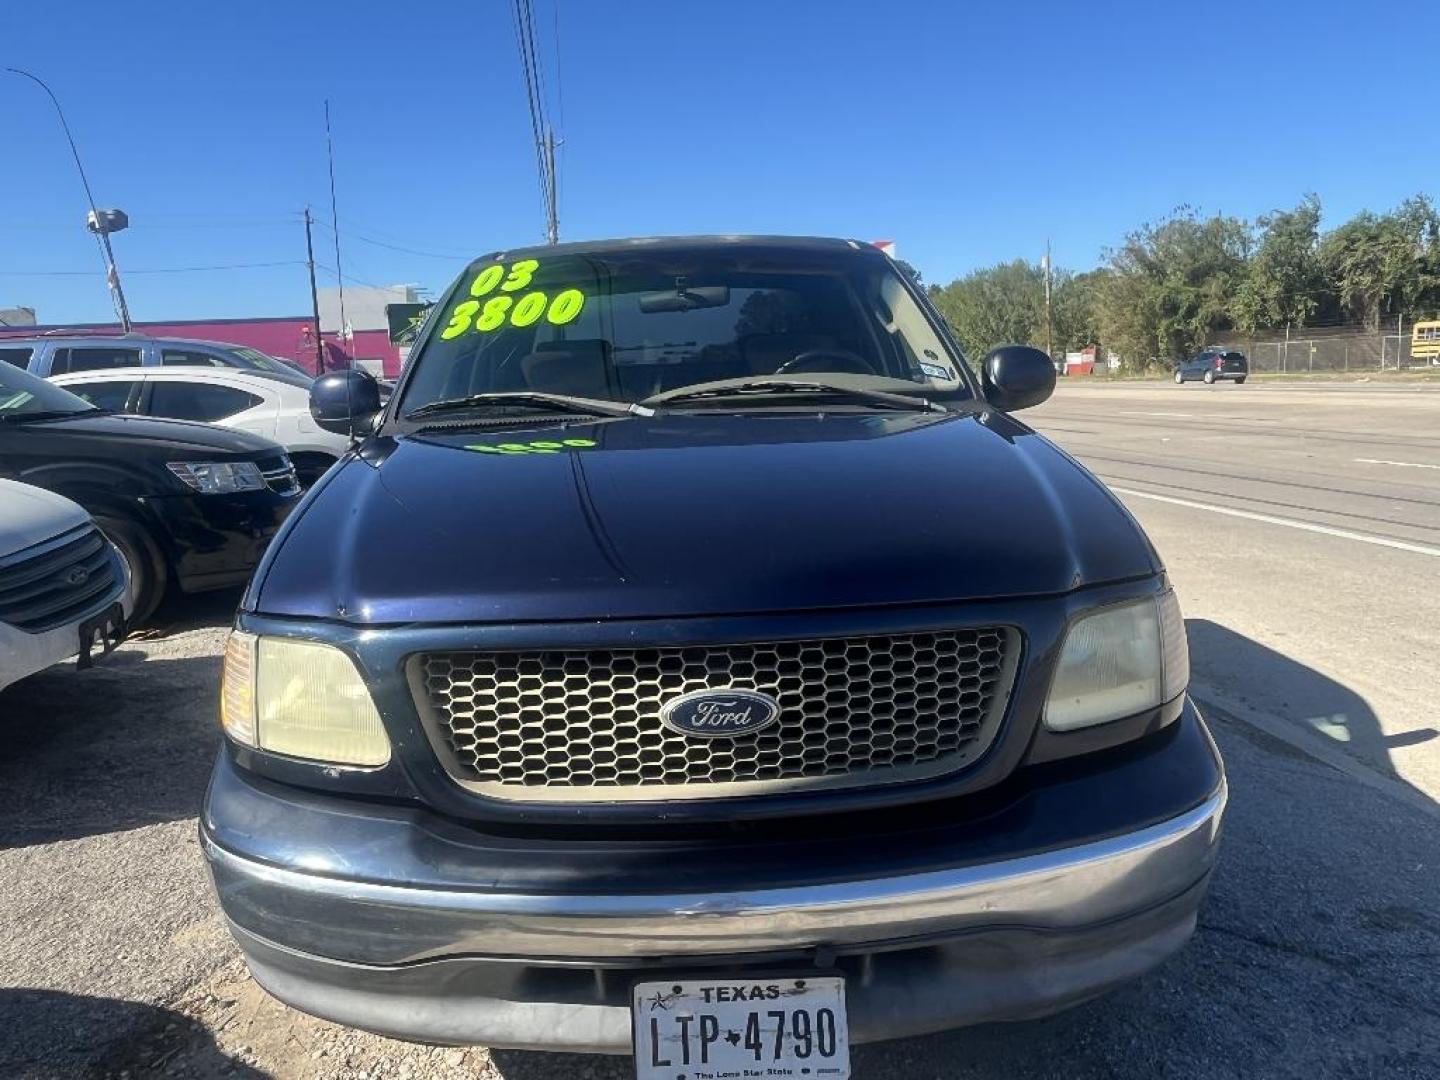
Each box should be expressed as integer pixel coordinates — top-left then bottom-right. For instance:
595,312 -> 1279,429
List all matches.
1108,486 -> 1440,558
1355,457 -> 1440,471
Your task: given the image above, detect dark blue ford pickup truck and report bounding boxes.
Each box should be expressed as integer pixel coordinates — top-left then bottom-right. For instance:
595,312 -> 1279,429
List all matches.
203,236 -> 1225,1072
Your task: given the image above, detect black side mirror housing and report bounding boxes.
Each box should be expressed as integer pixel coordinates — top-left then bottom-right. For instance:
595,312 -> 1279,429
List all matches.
981,345 -> 1057,412
310,369 -> 382,437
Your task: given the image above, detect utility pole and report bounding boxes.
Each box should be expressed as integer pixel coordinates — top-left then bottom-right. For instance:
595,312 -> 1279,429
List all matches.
544,129 -> 559,245
1043,239 -> 1053,360
304,207 -> 325,374
324,100 -> 350,368
7,67 -> 132,331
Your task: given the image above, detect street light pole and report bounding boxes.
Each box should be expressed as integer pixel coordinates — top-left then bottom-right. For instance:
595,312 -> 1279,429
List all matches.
7,67 -> 133,331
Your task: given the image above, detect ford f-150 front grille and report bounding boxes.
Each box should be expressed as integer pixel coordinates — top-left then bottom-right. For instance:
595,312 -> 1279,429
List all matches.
0,525 -> 122,634
413,629 -> 1018,802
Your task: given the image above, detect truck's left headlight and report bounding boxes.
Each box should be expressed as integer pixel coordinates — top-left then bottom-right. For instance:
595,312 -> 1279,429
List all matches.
1043,590 -> 1188,732
220,632 -> 390,766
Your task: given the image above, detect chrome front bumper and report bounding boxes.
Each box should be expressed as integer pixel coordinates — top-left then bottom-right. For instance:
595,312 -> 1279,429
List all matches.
205,755 -> 1225,1051
205,785 -> 1224,964
204,696 -> 1227,1051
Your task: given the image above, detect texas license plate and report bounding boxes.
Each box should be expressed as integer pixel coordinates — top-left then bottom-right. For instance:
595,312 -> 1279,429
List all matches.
632,975 -> 850,1080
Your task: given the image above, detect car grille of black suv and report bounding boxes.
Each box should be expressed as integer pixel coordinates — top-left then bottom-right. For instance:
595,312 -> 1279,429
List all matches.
0,526 -> 122,634
413,629 -> 1019,802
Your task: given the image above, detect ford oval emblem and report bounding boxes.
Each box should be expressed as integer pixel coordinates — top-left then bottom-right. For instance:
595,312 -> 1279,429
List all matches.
62,566 -> 90,587
660,689 -> 781,739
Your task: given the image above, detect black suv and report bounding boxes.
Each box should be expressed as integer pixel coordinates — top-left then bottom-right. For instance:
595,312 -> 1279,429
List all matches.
1175,348 -> 1248,384
0,363 -> 300,622
203,236 -> 1225,1068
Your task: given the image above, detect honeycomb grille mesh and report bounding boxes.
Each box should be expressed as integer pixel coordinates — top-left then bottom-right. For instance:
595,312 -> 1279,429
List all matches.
414,629 -> 1016,801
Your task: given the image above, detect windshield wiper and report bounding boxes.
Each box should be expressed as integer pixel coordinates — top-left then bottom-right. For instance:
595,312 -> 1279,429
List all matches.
404,391 -> 652,421
642,378 -> 941,412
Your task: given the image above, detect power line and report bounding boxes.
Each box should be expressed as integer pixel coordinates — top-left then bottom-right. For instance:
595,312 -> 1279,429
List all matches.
551,0 -> 565,217
0,260 -> 306,276
309,216 -> 469,261
313,262 -> 389,290
0,218 -> 297,232
510,0 -> 559,244
323,100 -> 350,345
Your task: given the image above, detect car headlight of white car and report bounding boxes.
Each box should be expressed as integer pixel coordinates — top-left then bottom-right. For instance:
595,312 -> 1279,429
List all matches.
166,460 -> 267,494
220,632 -> 391,766
1043,590 -> 1189,732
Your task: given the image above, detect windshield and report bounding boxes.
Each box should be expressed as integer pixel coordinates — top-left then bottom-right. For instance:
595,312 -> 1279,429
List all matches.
0,361 -> 99,417
398,247 -> 970,415
230,346 -> 302,374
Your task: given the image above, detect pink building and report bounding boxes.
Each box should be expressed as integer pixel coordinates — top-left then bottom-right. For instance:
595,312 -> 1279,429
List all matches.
0,315 -> 402,378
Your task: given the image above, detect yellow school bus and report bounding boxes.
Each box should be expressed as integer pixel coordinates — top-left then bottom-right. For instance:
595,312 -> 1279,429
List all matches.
1412,320 -> 1440,361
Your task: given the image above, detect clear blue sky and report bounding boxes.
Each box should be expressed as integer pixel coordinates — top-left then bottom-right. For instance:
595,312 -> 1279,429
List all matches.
3,0 -> 1435,325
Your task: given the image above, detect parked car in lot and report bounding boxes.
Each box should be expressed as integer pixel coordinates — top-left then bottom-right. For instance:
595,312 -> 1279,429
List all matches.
52,367 -> 351,488
204,236 -> 1226,1068
0,363 -> 300,623
0,480 -> 129,692
1175,348 -> 1248,384
0,333 -> 312,382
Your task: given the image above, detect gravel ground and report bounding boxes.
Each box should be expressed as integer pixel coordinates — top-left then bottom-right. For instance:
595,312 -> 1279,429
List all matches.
2,592 -> 1437,1079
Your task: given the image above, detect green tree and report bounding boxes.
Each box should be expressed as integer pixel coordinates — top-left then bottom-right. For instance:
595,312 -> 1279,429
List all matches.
893,259 -> 923,286
1097,207 -> 1250,368
1233,195 -> 1324,331
928,259 -> 1045,363
1318,195 -> 1440,330
1051,268 -> 1107,354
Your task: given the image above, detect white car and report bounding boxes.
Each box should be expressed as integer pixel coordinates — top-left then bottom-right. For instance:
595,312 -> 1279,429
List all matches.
0,480 -> 130,692
51,367 -> 350,487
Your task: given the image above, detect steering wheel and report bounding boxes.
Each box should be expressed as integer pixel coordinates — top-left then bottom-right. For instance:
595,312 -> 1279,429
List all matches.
776,349 -> 876,376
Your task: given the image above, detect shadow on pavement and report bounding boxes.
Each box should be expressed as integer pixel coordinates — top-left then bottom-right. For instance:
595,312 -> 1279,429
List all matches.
0,988 -> 266,1079
0,590 -> 240,850
137,587 -> 245,638
1187,617 -> 1438,789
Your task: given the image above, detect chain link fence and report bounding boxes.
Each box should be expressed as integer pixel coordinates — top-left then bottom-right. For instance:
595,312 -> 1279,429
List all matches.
1228,331 -> 1440,373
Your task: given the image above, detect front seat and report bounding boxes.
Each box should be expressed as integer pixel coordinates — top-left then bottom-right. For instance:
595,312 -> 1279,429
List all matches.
520,340 -> 614,398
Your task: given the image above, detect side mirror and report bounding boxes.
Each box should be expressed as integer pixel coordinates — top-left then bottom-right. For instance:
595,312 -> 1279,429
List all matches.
310,369 -> 382,437
981,345 -> 1056,412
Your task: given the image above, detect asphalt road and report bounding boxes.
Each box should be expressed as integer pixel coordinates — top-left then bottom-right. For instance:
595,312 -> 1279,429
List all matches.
1,380 -> 1437,1078
1027,380 -> 1440,805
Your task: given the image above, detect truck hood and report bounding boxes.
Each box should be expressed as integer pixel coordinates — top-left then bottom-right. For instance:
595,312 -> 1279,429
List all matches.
252,410 -> 1159,624
0,479 -> 90,558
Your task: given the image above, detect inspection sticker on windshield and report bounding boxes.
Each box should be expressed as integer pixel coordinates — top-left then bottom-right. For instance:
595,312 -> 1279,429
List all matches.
632,976 -> 849,1080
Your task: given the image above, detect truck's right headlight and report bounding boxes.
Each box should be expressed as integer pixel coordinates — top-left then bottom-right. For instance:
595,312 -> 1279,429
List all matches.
220,632 -> 390,766
1043,590 -> 1188,732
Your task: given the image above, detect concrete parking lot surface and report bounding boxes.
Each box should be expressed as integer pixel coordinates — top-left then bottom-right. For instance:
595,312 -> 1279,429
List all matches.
2,380 -> 1437,1078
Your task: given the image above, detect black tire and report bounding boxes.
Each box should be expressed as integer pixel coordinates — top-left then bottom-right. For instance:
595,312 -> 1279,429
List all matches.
93,514 -> 168,626
1203,370 -> 1216,384
290,452 -> 338,489
1235,376 -> 1247,384
1174,370 -> 1185,384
